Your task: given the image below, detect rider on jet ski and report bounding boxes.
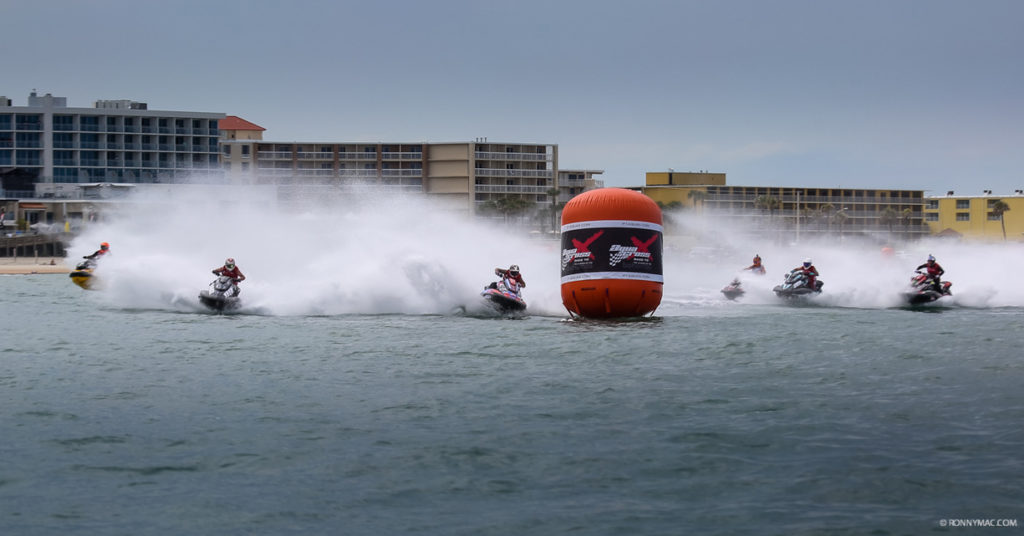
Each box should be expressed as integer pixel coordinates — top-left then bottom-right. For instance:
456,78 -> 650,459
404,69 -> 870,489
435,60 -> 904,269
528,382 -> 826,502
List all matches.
744,254 -> 766,275
84,242 -> 110,261
494,264 -> 526,289
792,258 -> 819,290
212,257 -> 246,296
915,254 -> 945,292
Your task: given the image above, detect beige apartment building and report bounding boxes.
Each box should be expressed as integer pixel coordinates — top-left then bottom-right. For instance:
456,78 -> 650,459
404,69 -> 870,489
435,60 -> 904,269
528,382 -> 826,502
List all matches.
219,118 -> 598,216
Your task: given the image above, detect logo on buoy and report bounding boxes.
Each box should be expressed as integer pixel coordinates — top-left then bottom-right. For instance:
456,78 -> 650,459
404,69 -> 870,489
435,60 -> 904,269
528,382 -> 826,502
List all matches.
609,234 -> 658,267
561,230 -> 604,269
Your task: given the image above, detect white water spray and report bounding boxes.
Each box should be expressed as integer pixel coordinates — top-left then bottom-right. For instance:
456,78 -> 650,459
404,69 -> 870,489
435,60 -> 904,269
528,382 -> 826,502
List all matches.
658,208 -> 1024,310
68,191 -> 1023,316
68,186 -> 566,316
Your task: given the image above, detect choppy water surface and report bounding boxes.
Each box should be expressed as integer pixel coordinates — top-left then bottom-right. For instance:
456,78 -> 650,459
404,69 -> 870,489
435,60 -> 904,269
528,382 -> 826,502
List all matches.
2,274 -> 1022,535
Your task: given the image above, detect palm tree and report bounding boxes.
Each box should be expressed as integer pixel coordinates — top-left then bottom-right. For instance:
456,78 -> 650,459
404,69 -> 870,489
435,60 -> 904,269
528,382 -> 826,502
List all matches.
832,209 -> 849,237
687,189 -> 707,211
879,206 -> 899,236
482,196 -> 532,224
546,187 -> 563,232
991,199 -> 1010,240
818,203 -> 835,232
754,195 -> 781,221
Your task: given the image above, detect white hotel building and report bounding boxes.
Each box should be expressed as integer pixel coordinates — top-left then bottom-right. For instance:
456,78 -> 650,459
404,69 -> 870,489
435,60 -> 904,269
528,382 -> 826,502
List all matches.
0,91 -> 224,196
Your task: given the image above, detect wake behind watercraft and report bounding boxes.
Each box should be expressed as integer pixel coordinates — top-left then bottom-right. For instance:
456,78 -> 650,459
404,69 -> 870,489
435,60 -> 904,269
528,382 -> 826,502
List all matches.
199,275 -> 241,311
773,269 -> 823,299
481,275 -> 526,314
901,270 -> 952,305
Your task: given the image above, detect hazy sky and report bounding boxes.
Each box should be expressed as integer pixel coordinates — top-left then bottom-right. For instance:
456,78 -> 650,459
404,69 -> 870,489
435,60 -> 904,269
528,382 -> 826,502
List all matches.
3,0 -> 1022,194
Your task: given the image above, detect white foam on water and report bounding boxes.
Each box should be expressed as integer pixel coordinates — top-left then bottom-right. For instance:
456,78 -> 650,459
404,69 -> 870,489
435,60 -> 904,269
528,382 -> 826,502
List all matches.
659,208 -> 1024,310
68,185 -> 567,316
68,191 -> 1023,316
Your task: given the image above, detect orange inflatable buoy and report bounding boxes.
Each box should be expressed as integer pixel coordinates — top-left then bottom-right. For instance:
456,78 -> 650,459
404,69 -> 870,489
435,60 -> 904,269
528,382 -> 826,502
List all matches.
560,188 -> 663,318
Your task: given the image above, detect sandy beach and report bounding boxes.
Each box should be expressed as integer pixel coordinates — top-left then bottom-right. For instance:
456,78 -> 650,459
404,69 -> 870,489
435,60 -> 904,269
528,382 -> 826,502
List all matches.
0,257 -> 72,274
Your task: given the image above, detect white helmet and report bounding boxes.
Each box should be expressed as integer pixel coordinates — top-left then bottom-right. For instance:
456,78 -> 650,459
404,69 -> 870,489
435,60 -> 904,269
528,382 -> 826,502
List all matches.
802,258 -> 812,267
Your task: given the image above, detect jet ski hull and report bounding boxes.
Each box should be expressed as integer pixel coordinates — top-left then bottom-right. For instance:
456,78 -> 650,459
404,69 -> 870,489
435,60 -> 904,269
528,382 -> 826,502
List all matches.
902,289 -> 950,305
721,285 -> 744,300
199,291 -> 241,311
70,270 -> 97,290
482,289 -> 526,313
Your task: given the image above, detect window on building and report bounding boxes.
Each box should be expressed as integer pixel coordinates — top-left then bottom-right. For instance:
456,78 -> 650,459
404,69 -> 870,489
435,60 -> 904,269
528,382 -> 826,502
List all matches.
926,200 -> 938,209
241,145 -> 250,156
241,162 -> 250,171
53,115 -> 74,130
222,145 -> 231,156
988,212 -> 1001,221
925,213 -> 938,222
956,200 -> 970,209
956,213 -> 970,221
16,114 -> 42,130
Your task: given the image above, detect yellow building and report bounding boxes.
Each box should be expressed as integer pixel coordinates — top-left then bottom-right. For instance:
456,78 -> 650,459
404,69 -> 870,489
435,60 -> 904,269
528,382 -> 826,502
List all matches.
632,172 -> 929,240
924,192 -> 1023,241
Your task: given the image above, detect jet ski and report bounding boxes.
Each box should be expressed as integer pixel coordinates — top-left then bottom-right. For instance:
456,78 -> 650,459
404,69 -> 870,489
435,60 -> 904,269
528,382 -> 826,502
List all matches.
69,259 -> 99,290
199,275 -> 241,311
721,278 -> 744,300
481,275 -> 526,314
773,269 -> 823,298
902,270 -> 952,305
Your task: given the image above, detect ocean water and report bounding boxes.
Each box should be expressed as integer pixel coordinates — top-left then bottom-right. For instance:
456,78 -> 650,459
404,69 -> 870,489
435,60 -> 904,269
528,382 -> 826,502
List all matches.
3,192 -> 1023,534
2,273 -> 1022,535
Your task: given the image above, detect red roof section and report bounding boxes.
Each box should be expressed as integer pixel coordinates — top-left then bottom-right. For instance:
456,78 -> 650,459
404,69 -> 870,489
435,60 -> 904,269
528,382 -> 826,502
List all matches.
219,115 -> 266,131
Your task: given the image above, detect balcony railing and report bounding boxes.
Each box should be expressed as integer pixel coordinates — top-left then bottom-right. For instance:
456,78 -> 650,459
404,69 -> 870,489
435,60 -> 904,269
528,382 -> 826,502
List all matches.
475,151 -> 551,162
707,194 -> 923,205
474,168 -> 553,179
474,184 -> 549,194
381,151 -> 423,160
381,169 -> 423,177
338,152 -> 377,160
296,152 -> 335,160
258,151 -> 293,160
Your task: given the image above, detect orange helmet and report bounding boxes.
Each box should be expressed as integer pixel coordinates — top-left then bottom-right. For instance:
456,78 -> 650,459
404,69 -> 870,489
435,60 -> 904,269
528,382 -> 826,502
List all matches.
100,242 -> 109,249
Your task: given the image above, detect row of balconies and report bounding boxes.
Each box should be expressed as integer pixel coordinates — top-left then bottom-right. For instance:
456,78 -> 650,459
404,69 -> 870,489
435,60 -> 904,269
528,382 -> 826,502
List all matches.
474,185 -> 551,194
54,143 -> 218,151
55,160 -> 218,168
254,168 -> 423,177
708,207 -> 923,221
474,168 -> 554,178
474,151 -> 551,162
51,143 -> 218,151
707,194 -> 923,204
49,126 -> 218,135
255,151 -> 423,161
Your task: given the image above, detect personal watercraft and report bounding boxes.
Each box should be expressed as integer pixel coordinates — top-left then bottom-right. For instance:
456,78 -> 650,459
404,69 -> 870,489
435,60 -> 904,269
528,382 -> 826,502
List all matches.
481,275 -> 526,313
69,259 -> 99,290
199,275 -> 241,311
773,269 -> 823,298
721,278 -> 744,300
902,270 -> 952,305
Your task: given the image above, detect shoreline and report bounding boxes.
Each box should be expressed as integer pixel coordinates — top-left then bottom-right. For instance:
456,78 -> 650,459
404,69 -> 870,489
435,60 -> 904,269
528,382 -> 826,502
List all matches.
0,258 -> 72,274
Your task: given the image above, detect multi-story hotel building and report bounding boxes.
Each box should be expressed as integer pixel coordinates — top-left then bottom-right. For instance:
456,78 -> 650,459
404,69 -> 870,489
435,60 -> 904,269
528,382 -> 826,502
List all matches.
0,91 -> 224,197
633,171 -> 930,241
924,190 -> 1024,241
219,125 -> 577,215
